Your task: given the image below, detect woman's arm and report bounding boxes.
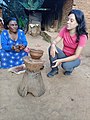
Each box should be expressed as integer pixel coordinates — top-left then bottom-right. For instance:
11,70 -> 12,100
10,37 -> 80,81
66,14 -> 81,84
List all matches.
18,30 -> 28,50
51,35 -> 62,45
50,36 -> 63,57
50,26 -> 66,57
1,31 -> 12,51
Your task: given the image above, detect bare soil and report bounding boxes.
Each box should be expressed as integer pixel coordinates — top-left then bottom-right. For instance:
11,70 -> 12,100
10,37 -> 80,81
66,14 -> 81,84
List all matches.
0,33 -> 90,120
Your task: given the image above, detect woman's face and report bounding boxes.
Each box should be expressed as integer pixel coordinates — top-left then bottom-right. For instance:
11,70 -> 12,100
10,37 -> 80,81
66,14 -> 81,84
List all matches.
8,20 -> 18,33
66,13 -> 78,30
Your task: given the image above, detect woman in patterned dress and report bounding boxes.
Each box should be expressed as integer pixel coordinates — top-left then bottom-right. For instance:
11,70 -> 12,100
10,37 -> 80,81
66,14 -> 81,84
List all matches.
0,17 -> 28,68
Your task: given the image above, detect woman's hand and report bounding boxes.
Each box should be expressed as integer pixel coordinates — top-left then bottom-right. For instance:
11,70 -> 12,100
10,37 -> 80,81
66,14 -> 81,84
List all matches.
50,44 -> 58,58
12,45 -> 20,52
19,44 -> 25,50
52,59 -> 62,68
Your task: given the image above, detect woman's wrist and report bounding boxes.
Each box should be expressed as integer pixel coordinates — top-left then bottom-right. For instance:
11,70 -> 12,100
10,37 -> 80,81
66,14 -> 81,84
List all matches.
51,44 -> 55,48
51,41 -> 56,46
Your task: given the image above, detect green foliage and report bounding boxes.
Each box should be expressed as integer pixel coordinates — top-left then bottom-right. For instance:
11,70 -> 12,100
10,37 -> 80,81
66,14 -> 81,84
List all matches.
28,0 -> 40,10
19,0 -> 45,10
18,17 -> 28,30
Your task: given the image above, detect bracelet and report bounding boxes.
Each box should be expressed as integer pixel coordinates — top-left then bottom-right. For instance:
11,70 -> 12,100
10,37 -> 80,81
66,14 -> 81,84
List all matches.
51,41 -> 56,45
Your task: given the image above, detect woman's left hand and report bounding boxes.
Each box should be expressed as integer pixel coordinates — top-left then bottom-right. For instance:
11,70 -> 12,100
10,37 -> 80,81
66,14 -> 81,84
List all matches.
19,44 -> 25,50
52,59 -> 62,68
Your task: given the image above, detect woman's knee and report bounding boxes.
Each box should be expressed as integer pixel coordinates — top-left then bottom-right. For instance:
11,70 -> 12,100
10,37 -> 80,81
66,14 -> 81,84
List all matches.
62,62 -> 72,71
62,60 -> 80,71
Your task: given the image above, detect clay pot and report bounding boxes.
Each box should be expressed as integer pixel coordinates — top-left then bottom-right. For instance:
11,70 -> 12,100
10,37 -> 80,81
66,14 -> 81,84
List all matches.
23,56 -> 44,72
30,49 -> 44,59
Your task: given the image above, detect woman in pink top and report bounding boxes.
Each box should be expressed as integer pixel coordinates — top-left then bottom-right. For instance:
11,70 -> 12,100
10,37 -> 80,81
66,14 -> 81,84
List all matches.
47,9 -> 88,77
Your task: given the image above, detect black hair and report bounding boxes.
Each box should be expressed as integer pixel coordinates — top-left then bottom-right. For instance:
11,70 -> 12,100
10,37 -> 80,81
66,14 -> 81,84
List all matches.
5,17 -> 18,29
68,9 -> 88,42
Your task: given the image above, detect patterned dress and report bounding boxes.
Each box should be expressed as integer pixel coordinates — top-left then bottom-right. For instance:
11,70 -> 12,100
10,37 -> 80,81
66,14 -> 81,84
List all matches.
0,29 -> 28,68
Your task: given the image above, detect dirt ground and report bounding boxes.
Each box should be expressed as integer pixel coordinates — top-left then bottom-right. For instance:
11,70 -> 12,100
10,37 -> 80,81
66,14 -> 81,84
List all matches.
0,32 -> 90,120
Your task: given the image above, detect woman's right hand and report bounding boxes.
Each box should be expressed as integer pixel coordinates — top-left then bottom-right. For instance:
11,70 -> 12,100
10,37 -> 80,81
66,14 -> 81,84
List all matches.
12,45 -> 20,52
50,44 -> 58,58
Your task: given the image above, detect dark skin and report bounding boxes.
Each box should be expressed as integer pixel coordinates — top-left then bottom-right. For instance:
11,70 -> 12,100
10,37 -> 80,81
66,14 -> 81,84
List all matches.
12,44 -> 25,52
8,20 -> 25,52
